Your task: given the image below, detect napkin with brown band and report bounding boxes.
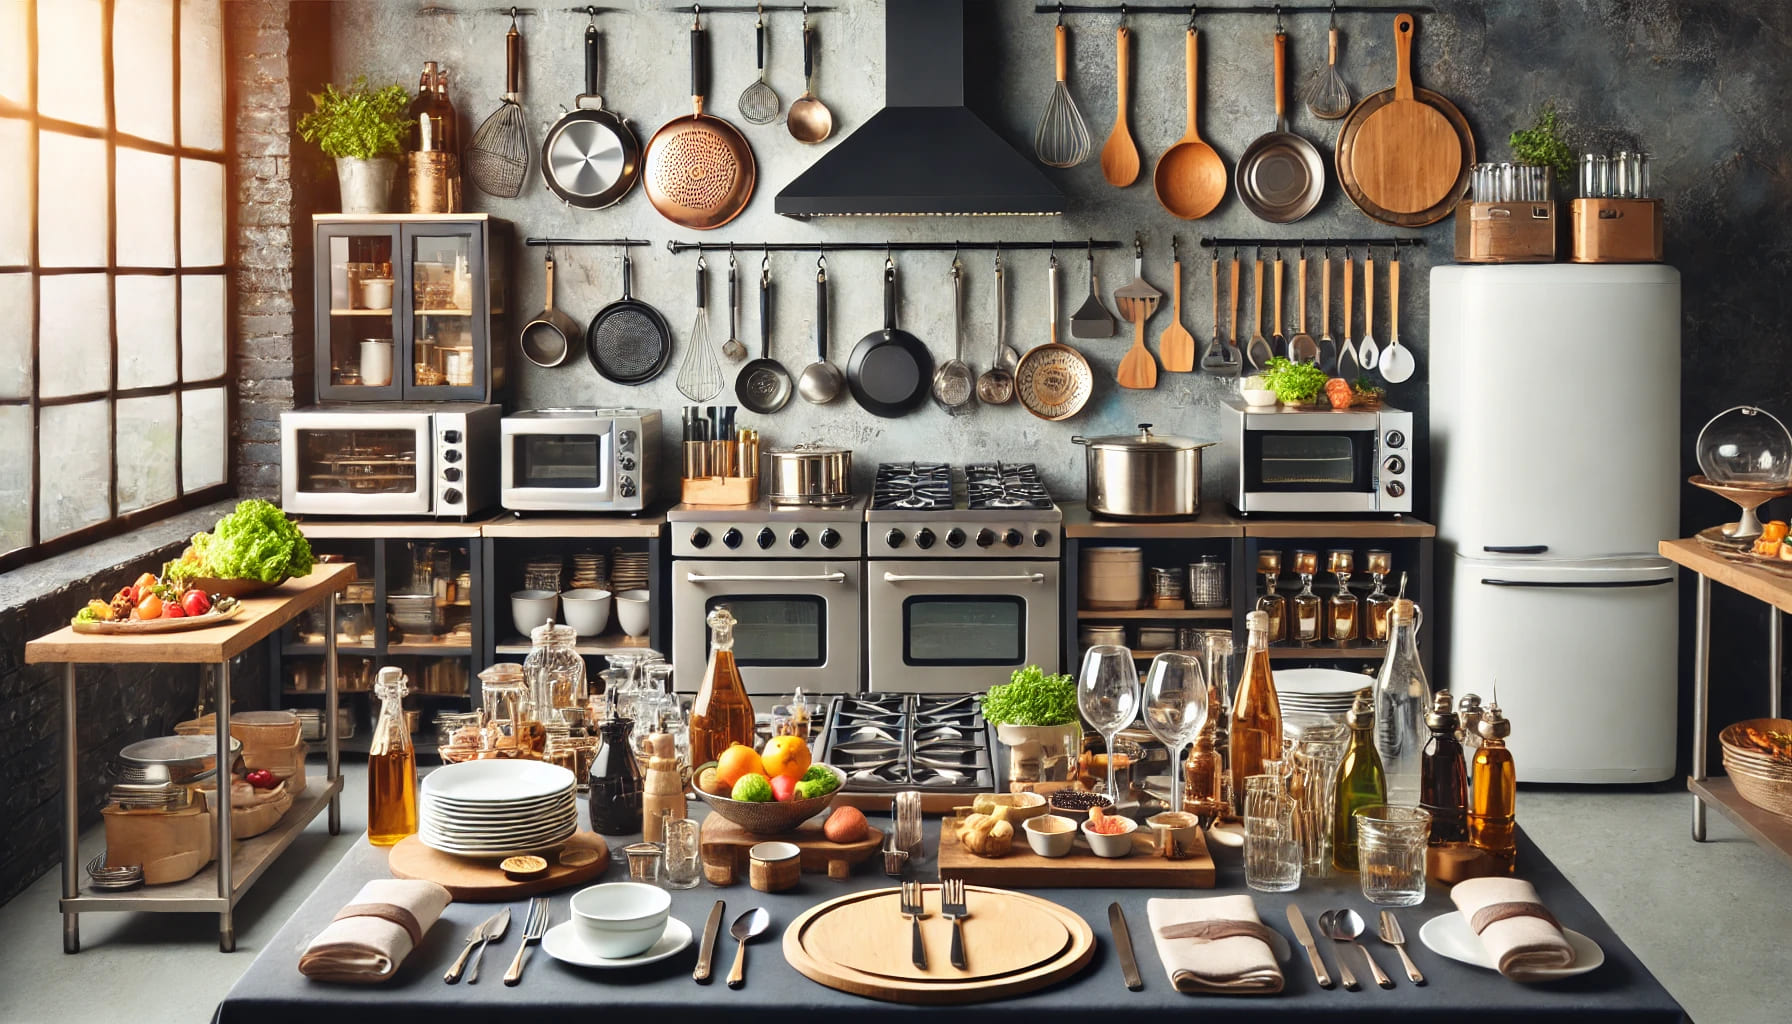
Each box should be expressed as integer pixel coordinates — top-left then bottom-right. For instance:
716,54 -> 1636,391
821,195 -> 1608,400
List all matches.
1449,876 -> 1575,981
1146,895 -> 1289,995
299,879 -> 453,984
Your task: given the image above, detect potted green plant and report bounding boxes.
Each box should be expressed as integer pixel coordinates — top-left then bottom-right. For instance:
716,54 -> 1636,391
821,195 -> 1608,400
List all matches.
1509,103 -> 1575,198
297,77 -> 412,214
984,665 -> 1083,784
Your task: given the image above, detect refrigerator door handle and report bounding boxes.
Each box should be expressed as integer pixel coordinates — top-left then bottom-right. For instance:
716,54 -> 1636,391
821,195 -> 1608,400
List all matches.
1482,545 -> 1550,554
1478,577 -> 1674,589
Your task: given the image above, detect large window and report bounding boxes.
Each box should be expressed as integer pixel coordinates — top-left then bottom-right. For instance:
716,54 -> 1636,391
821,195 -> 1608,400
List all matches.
0,0 -> 230,570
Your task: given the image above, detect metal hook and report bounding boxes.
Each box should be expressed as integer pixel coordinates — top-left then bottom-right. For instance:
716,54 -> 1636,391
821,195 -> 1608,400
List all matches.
756,2 -> 764,28
586,4 -> 595,26
1188,3 -> 1197,29
885,242 -> 893,272
1329,0 -> 1338,31
1056,2 -> 1064,26
1171,235 -> 1179,260
762,244 -> 771,275
692,1 -> 700,31
1119,3 -> 1128,26
696,253 -> 707,270
1274,3 -> 1283,34
728,243 -> 737,267
509,5 -> 519,27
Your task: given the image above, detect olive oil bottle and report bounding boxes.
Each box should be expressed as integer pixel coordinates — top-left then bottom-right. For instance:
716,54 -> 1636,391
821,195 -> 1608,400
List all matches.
688,607 -> 756,768
1333,689 -> 1385,871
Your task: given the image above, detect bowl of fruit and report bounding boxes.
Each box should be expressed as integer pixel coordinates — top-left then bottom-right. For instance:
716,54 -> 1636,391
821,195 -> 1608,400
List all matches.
693,736 -> 845,835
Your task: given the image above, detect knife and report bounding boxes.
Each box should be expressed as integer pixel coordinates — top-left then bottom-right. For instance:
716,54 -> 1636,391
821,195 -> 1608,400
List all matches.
445,906 -> 510,984
1285,904 -> 1334,989
693,900 -> 726,983
1108,902 -> 1143,991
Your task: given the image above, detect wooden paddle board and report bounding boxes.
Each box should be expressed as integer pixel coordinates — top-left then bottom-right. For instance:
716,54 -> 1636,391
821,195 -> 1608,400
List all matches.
388,831 -> 608,900
1346,13 -> 1463,216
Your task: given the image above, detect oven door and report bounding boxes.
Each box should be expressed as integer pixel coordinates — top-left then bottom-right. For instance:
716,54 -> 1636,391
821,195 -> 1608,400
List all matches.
867,560 -> 1061,693
673,559 -> 863,696
1239,427 -> 1378,512
501,418 -> 614,510
281,410 -> 433,516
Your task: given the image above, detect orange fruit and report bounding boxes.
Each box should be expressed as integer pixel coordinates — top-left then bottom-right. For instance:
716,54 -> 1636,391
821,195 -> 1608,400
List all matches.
761,735 -> 812,780
714,743 -> 766,788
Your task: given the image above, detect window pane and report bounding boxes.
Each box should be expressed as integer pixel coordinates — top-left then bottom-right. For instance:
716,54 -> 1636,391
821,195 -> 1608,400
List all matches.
180,273 -> 226,381
40,400 -> 112,539
0,274 -> 27,399
116,148 -> 176,267
0,2 -> 26,106
114,0 -> 175,145
117,392 -> 177,513
39,274 -> 110,398
116,275 -> 176,389
0,119 -> 26,266
0,404 -> 27,555
38,0 -> 105,128
38,132 -> 109,268
180,158 -> 224,267
181,385 -> 226,491
179,0 -> 223,152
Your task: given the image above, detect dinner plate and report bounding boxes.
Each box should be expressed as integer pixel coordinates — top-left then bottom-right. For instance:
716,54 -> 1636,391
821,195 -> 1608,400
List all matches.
1275,668 -> 1373,696
1418,911 -> 1604,980
420,815 -> 577,841
421,789 -> 577,815
541,917 -> 693,969
421,759 -> 578,803
418,829 -> 576,859
422,801 -> 578,825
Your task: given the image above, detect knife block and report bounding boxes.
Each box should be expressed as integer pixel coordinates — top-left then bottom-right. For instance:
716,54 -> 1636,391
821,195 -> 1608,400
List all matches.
1570,198 -> 1664,262
1454,201 -> 1558,263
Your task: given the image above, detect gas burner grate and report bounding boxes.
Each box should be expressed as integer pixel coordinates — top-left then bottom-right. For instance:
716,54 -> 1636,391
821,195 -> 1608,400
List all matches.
964,462 -> 1054,511
872,462 -> 956,511
817,693 -> 997,794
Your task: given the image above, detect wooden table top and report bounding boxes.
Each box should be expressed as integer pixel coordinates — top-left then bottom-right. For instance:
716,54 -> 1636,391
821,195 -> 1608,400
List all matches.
1661,537 -> 1792,615
25,562 -> 356,665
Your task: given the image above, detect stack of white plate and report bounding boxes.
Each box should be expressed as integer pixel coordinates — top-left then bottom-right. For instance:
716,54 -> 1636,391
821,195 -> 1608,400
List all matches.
419,759 -> 579,858
1275,668 -> 1373,718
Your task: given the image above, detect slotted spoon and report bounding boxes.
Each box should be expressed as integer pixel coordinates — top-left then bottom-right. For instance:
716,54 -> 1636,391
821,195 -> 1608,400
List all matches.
1071,242 -> 1117,339
1359,252 -> 1380,370
738,12 -> 781,125
466,16 -> 531,199
933,259 -> 976,414
676,255 -> 724,402
1034,22 -> 1091,167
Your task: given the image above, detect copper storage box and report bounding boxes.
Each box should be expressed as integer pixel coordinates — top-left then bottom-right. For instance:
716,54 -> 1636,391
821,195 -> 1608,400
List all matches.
1454,201 -> 1557,263
1570,198 -> 1663,263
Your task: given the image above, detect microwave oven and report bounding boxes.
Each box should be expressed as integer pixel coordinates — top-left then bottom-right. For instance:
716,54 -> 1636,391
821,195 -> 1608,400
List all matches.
280,403 -> 500,518
500,408 -> 661,513
1222,398 -> 1413,514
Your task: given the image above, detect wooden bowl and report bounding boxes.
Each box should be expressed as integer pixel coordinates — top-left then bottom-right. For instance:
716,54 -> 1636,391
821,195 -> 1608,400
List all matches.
694,763 -> 845,835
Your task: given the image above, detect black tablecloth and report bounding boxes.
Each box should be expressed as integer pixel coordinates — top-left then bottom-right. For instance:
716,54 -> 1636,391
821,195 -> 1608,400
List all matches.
216,815 -> 1684,1023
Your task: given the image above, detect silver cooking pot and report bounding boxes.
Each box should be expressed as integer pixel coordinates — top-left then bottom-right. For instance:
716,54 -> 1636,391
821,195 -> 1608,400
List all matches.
1070,423 -> 1214,518
764,444 -> 853,506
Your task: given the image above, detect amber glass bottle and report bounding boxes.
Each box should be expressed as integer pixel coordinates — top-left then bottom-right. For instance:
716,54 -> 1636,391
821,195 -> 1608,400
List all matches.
1228,611 -> 1283,809
367,666 -> 418,847
1469,702 -> 1518,873
688,607 -> 757,767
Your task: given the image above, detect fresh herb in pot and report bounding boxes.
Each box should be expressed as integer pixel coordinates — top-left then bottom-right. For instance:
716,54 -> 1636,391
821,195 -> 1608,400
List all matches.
1261,356 -> 1330,406
296,77 -> 413,161
982,665 -> 1079,727
1509,103 -> 1575,180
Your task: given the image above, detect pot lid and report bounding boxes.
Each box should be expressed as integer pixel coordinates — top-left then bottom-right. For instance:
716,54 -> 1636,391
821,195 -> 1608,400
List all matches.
766,443 -> 852,457
1072,423 -> 1214,453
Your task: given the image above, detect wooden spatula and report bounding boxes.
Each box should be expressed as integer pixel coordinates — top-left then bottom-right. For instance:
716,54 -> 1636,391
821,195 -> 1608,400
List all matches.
1160,238 -> 1195,372
1118,304 -> 1158,390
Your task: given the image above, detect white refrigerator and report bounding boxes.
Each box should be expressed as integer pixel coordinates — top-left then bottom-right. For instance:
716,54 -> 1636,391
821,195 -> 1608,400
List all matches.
1431,264 -> 1680,783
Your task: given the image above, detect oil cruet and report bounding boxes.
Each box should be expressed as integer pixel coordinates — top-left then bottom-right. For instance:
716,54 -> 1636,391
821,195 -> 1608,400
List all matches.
368,666 -> 418,847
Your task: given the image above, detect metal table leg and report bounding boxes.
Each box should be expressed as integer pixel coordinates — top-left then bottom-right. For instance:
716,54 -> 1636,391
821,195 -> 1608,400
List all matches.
217,658 -> 235,951
1692,574 -> 1711,842
62,664 -> 79,954
325,592 -> 340,836
1774,606 -> 1785,721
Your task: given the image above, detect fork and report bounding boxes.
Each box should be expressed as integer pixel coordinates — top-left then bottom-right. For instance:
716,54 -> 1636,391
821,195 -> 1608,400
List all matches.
900,881 -> 928,970
940,878 -> 969,970
503,897 -> 550,986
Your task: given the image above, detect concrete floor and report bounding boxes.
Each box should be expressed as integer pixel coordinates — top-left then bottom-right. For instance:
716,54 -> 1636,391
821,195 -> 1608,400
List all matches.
0,764 -> 1781,1024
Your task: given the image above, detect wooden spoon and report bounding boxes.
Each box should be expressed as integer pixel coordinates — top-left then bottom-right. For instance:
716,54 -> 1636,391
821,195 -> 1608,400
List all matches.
1153,28 -> 1225,218
1160,238 -> 1195,372
1100,26 -> 1140,187
1246,257 -> 1272,371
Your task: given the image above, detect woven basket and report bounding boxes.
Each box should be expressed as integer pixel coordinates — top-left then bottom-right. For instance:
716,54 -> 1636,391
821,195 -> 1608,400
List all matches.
1720,718 -> 1792,817
693,763 -> 844,835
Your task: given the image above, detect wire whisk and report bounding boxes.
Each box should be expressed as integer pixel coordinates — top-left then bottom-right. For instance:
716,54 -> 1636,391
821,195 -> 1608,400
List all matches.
676,256 -> 725,402
1033,22 -> 1092,168
467,17 -> 532,198
1303,19 -> 1353,120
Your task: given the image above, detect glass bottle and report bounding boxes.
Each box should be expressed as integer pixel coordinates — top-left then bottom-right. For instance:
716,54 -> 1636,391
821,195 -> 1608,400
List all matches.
1327,549 -> 1358,643
688,607 -> 757,767
588,702 -> 643,836
1201,632 -> 1236,818
1373,597 -> 1431,808
1228,611 -> 1284,812
1333,689 -> 1386,871
1457,693 -> 1485,804
1420,691 -> 1469,843
478,662 -> 542,755
523,622 -> 586,726
432,66 -> 460,153
1363,550 -> 1394,643
1183,717 -> 1227,825
367,666 -> 418,847
1255,550 -> 1287,644
1469,702 -> 1518,873
1291,550 -> 1322,645
407,62 -> 442,151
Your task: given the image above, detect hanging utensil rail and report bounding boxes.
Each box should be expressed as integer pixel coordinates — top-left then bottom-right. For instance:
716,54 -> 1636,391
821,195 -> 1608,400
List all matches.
1033,3 -> 1435,15
1197,237 -> 1425,249
666,3 -> 837,12
666,240 -> 1124,254
525,238 -> 653,247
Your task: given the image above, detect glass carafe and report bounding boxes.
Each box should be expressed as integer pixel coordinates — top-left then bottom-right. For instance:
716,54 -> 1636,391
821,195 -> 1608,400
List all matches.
1255,549 -> 1287,644
1372,598 -> 1431,808
524,622 -> 586,725
688,607 -> 756,768
368,666 -> 418,846
1290,551 -> 1321,645
1363,550 -> 1394,643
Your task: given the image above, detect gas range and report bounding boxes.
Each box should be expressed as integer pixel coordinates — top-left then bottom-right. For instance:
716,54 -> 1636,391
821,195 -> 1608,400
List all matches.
815,693 -> 1000,811
669,496 -> 867,559
866,462 -> 1062,558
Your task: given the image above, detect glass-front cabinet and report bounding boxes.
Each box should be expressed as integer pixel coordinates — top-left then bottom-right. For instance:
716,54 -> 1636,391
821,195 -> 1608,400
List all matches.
314,214 -> 510,403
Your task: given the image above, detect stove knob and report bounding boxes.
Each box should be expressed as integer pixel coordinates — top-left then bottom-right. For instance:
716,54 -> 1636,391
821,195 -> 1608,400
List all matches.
976,528 -> 997,548
884,528 -> 906,549
1033,529 -> 1053,547
442,447 -> 462,463
442,429 -> 462,444
723,528 -> 744,549
819,528 -> 842,549
689,527 -> 712,549
946,528 -> 967,549
913,527 -> 936,550
756,527 -> 777,550
620,455 -> 637,471
1004,529 -> 1024,548
442,487 -> 462,506
618,429 -> 636,451
788,527 -> 810,549
1385,429 -> 1407,449
442,466 -> 462,482
1385,480 -> 1407,498
1383,455 -> 1406,475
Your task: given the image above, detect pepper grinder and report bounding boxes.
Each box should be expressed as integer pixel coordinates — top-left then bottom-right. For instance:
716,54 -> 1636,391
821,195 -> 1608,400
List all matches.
588,701 -> 643,838
640,732 -> 686,845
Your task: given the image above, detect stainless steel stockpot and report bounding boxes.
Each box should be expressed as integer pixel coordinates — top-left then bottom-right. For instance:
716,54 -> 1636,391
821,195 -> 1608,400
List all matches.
1070,423 -> 1213,518
764,444 -> 853,506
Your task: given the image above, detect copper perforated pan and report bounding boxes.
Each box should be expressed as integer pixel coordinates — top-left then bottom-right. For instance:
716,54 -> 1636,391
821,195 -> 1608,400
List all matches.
643,20 -> 756,231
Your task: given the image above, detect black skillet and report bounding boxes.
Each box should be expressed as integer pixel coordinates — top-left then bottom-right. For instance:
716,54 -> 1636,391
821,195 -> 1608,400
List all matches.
541,23 -> 641,209
847,259 -> 933,419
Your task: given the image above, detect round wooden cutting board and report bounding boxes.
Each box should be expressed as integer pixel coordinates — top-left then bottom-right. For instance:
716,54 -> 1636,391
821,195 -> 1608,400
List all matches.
388,831 -> 608,901
1339,13 -> 1470,222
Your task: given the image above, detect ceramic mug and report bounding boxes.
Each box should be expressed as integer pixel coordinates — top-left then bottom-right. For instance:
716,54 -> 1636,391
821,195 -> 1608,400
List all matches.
359,339 -> 393,387
1147,810 -> 1202,860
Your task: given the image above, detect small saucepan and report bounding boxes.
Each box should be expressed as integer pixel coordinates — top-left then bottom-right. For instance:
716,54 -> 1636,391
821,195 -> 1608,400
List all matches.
520,250 -> 582,367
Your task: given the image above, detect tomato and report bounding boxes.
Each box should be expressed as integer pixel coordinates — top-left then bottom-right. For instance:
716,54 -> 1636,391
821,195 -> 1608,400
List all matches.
134,573 -> 159,593
245,769 -> 277,790
135,593 -> 163,620
180,589 -> 212,617
163,603 -> 186,618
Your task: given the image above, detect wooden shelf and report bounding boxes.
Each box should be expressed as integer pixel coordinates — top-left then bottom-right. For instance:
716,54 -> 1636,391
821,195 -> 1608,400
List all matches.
480,512 -> 666,539
494,631 -> 654,657
328,308 -> 393,316
298,518 -> 493,540
1061,501 -> 1243,539
1268,645 -> 1387,660
1689,776 -> 1792,869
314,212 -> 493,223
1077,608 -> 1231,620
1662,538 -> 1792,615
282,642 -> 375,656
1243,517 -> 1436,539
388,643 -> 473,656
414,308 -> 473,316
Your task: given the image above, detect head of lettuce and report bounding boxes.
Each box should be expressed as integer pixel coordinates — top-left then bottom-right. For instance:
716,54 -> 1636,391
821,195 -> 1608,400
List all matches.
168,499 -> 315,585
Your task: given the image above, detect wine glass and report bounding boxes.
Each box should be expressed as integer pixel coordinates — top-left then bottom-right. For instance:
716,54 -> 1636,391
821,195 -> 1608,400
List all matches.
1078,645 -> 1141,807
1143,652 -> 1208,816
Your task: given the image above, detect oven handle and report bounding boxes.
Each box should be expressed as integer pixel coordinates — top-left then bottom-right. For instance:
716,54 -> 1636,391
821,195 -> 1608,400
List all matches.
685,571 -> 847,584
881,571 -> 1048,584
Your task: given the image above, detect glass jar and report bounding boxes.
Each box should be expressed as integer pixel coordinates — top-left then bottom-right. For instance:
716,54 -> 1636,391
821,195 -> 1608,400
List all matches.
478,662 -> 543,756
1356,805 -> 1431,906
524,622 -> 587,725
1189,555 -> 1228,609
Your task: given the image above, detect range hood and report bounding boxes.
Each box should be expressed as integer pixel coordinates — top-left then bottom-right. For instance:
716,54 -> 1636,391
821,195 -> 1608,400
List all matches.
774,0 -> 1064,218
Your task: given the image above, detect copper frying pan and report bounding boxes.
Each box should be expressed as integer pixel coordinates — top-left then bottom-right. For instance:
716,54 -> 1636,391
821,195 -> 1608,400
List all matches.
643,17 -> 756,231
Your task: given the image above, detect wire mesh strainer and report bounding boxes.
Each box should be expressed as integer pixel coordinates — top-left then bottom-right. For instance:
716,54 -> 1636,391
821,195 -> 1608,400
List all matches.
467,17 -> 531,198
738,11 -> 782,125
932,259 -> 976,414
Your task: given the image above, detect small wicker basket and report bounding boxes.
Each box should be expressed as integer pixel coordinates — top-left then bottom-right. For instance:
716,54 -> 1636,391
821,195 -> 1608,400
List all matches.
1719,718 -> 1792,818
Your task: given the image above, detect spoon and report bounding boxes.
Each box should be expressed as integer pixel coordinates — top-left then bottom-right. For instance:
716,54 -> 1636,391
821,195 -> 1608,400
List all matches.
1379,251 -> 1415,383
1099,25 -> 1140,187
726,907 -> 771,990
976,253 -> 1016,404
1320,909 -> 1393,989
787,21 -> 833,144
797,259 -> 843,405
1338,249 -> 1360,379
1358,252 -> 1380,370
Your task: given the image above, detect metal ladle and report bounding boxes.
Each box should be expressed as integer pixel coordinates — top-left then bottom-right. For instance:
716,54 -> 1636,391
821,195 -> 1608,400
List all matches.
797,256 -> 844,404
976,252 -> 1016,404
1319,909 -> 1394,989
786,18 -> 833,144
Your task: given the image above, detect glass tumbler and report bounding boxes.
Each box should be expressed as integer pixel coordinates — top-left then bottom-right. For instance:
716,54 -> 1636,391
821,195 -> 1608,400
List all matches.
1355,804 -> 1432,906
661,817 -> 703,889
1288,721 -> 1350,880
1243,774 -> 1302,892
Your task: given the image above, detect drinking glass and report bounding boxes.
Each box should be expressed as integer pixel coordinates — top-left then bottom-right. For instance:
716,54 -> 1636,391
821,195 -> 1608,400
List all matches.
1355,804 -> 1432,906
1285,717 -> 1350,880
1143,652 -> 1208,817
1077,645 -> 1141,807
661,817 -> 703,889
1243,774 -> 1301,892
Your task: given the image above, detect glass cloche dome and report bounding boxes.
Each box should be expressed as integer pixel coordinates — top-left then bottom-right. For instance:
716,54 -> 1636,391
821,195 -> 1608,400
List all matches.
1696,406 -> 1792,487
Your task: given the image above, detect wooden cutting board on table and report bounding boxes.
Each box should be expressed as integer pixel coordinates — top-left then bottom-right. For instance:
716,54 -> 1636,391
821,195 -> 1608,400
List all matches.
388,831 -> 608,900
937,819 -> 1215,888
698,814 -> 883,885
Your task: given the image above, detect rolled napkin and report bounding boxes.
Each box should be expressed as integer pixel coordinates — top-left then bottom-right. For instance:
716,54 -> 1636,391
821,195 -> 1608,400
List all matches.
1449,875 -> 1575,981
299,879 -> 452,984
1146,894 -> 1288,995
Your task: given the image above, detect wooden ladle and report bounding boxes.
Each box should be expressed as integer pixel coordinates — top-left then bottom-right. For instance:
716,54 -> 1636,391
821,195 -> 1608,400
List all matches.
1153,27 -> 1225,219
1100,26 -> 1140,187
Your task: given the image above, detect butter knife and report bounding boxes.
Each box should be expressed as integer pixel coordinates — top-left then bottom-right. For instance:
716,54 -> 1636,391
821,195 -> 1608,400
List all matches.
1285,904 -> 1335,989
445,906 -> 509,984
693,900 -> 726,983
1108,902 -> 1143,991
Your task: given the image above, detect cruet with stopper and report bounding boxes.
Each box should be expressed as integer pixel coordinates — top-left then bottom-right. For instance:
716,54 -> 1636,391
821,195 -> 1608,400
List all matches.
1254,550 -> 1287,644
1290,549 -> 1322,645
688,607 -> 756,768
368,666 -> 418,846
1372,584 -> 1431,809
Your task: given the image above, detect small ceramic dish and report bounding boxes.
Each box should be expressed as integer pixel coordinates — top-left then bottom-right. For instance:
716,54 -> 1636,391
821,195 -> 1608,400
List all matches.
1081,815 -> 1139,858
1022,814 -> 1078,858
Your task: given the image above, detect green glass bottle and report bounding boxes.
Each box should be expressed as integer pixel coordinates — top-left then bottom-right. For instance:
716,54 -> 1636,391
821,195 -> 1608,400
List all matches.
1333,688 -> 1385,871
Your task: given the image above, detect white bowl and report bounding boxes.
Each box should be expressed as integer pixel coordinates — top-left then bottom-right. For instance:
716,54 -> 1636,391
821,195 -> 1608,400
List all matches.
560,588 -> 613,637
1022,814 -> 1078,858
570,882 -> 672,959
1240,388 -> 1278,407
615,589 -> 651,638
1081,816 -> 1139,858
511,589 -> 558,635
